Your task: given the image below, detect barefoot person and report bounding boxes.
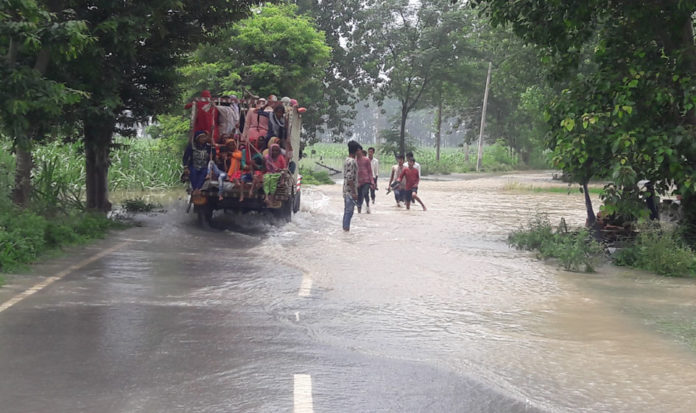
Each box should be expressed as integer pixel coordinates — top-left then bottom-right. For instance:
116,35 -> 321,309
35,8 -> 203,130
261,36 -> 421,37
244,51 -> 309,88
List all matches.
398,157 -> 427,211
388,154 -> 406,207
368,147 -> 379,203
342,141 -> 360,231
356,148 -> 374,214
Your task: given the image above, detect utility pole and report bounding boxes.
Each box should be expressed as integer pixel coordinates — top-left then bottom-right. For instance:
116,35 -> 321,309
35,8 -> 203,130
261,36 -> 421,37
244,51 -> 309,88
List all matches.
476,62 -> 492,172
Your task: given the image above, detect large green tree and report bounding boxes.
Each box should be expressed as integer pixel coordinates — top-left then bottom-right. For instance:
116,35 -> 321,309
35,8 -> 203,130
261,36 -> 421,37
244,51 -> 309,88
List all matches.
354,0 -> 476,155
0,0 -> 89,207
181,4 -> 330,141
473,0 -> 696,235
53,0 -> 258,212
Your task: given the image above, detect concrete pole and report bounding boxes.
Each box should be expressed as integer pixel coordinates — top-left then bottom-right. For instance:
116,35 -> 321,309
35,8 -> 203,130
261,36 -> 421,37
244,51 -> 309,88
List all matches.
476,62 -> 492,172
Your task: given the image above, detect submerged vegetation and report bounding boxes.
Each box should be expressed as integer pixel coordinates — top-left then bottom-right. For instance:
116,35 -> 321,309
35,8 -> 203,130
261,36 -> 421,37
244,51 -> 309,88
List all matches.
509,214 -> 696,278
508,214 -> 604,272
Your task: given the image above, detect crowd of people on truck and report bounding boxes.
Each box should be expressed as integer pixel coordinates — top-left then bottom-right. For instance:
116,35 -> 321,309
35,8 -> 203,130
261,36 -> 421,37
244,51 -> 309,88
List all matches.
342,141 -> 426,231
182,90 -> 298,204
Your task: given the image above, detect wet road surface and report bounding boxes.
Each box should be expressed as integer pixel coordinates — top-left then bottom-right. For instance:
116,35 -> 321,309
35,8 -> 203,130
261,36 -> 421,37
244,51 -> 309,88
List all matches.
1,172 -> 695,412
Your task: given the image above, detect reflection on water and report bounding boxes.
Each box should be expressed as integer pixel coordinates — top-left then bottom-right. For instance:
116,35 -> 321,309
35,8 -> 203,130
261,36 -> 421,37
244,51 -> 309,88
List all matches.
116,173 -> 696,412
263,172 -> 696,413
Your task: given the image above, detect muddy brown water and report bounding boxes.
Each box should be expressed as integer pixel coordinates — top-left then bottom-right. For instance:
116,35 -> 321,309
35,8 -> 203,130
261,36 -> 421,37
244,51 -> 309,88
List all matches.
4,172 -> 695,412
263,172 -> 696,412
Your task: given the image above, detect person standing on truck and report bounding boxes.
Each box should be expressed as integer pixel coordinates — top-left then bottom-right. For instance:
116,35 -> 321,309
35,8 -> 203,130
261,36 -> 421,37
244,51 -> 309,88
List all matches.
356,148 -> 374,214
258,105 -> 287,143
183,131 -> 216,194
368,147 -> 379,203
243,97 -> 269,146
343,141 -> 360,231
185,90 -> 219,143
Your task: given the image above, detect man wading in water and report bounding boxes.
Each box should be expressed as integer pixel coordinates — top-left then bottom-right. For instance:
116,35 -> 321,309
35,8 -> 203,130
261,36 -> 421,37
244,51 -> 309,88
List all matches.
342,141 -> 360,231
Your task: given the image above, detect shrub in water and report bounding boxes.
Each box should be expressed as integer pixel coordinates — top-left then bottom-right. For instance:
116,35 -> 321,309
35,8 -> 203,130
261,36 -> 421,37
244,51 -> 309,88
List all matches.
614,225 -> 696,277
509,214 -> 605,272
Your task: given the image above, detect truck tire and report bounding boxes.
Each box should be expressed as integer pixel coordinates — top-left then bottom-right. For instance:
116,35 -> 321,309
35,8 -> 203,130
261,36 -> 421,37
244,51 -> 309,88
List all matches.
197,202 -> 214,228
273,198 -> 292,223
293,190 -> 301,213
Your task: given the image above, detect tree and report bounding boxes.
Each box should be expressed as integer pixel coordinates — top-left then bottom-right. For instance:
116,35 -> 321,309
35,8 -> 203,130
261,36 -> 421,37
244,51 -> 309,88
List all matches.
53,0 -> 259,212
354,0 -> 476,155
294,0 -> 368,140
473,1 -> 696,237
0,0 -> 89,207
181,4 -> 331,142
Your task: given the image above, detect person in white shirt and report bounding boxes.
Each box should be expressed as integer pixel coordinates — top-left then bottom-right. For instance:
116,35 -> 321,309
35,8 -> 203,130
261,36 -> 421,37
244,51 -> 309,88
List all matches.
368,147 -> 379,203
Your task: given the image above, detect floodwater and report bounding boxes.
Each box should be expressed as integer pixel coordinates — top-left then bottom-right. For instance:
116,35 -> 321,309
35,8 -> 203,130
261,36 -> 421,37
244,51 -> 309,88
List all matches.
2,172 -> 696,412
272,173 -> 696,412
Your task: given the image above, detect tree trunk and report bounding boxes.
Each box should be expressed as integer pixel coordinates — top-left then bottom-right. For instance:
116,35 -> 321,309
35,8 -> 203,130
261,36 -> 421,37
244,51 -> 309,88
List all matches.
583,182 -> 596,228
464,143 -> 470,162
436,99 -> 442,162
84,117 -> 114,212
12,136 -> 33,207
399,106 -> 408,156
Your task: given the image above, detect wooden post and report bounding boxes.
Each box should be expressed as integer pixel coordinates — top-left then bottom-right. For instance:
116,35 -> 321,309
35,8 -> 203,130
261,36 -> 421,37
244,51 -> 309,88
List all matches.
476,62 -> 492,172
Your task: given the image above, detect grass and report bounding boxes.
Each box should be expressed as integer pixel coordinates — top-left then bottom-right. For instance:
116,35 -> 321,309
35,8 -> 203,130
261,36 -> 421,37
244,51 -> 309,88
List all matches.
0,206 -> 127,273
613,224 -> 696,277
121,198 -> 163,213
508,213 -> 605,272
510,214 -> 696,277
300,141 -> 526,177
299,166 -> 334,185
503,181 -> 604,195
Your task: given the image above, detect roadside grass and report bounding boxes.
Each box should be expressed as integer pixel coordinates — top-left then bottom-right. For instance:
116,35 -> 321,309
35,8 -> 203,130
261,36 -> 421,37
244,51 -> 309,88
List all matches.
613,224 -> 696,277
509,214 -> 696,277
300,141 -> 522,177
122,197 -> 163,213
299,166 -> 334,185
503,181 -> 603,195
0,207 -> 128,273
508,213 -> 604,272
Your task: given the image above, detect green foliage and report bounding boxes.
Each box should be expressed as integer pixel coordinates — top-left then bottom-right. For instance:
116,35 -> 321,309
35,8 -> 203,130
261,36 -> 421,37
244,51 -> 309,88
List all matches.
508,214 -> 604,272
0,205 -> 122,272
298,166 -> 334,185
614,225 -> 696,278
354,0 -> 477,154
474,0 -> 696,238
122,198 -> 163,213
180,3 -> 331,143
301,142 -> 520,177
377,129 -> 416,158
147,114 -> 190,154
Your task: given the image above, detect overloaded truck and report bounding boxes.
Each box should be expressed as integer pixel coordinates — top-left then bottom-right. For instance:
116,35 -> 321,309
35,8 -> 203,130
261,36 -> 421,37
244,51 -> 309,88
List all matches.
184,94 -> 303,226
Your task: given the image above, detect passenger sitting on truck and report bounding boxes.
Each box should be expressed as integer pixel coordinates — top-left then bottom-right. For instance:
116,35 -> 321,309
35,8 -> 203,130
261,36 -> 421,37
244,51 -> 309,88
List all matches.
257,105 -> 286,142
265,143 -> 287,173
182,131 -> 215,194
226,139 -> 243,178
263,137 -> 285,157
207,150 -> 228,201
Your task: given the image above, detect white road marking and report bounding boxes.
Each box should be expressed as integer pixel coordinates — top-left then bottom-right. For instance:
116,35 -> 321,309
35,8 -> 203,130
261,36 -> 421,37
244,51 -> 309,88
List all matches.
0,241 -> 130,314
298,274 -> 312,297
293,374 -> 314,413
295,312 -> 300,321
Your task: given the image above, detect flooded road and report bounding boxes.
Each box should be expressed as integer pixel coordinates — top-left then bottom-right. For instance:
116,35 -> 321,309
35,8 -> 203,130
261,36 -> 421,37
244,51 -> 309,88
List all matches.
1,172 -> 695,412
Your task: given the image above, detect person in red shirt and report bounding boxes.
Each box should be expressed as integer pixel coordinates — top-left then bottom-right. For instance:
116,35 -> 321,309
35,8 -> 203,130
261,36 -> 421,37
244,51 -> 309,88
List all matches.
398,158 -> 427,211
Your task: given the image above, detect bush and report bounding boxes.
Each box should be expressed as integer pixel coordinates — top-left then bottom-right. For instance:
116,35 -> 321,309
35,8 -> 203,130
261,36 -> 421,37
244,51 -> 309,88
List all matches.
299,166 -> 334,185
0,206 -> 122,272
122,198 -> 163,213
614,225 -> 696,277
508,214 -> 604,272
